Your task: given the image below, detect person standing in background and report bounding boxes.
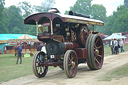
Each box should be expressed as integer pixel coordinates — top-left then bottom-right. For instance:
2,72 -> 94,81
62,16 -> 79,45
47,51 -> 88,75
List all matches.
16,44 -> 22,64
110,39 -> 114,55
114,38 -> 118,54
37,43 -> 45,51
120,38 -> 125,52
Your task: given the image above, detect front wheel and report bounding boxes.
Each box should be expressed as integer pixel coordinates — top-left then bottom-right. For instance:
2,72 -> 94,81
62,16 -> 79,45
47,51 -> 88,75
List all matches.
32,51 -> 48,78
63,50 -> 78,78
85,34 -> 104,70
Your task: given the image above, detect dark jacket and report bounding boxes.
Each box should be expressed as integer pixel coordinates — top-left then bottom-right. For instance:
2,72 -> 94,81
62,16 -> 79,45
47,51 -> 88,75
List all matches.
17,46 -> 22,55
37,45 -> 43,51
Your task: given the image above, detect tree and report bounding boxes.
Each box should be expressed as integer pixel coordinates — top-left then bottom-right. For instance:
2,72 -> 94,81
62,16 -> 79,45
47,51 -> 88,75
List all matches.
12,26 -> 21,33
124,0 -> 128,8
91,4 -> 107,33
69,0 -> 92,15
18,1 -> 33,18
112,6 -> 128,32
41,0 -> 55,12
33,0 -> 55,12
0,0 -> 5,13
104,5 -> 128,34
0,0 -> 8,34
103,15 -> 114,35
6,5 -> 25,33
26,25 -> 36,35
0,21 -> 8,33
91,4 -> 106,21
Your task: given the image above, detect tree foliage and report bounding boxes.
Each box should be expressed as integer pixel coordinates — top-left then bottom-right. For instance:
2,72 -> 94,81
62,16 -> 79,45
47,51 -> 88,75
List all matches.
91,4 -> 106,21
0,0 -> 8,33
6,6 -> 24,33
70,0 -> 92,15
0,0 -> 5,13
124,0 -> 128,8
104,5 -> 128,34
18,1 -> 33,18
0,0 -> 55,35
0,0 -> 128,36
33,0 -> 55,13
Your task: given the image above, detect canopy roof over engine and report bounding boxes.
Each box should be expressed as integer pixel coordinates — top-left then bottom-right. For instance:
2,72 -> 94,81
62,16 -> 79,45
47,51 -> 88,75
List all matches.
24,12 -> 104,26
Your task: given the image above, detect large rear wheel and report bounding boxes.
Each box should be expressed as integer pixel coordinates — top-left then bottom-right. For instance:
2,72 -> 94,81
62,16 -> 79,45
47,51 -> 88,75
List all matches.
32,51 -> 48,78
85,34 -> 104,70
63,50 -> 78,78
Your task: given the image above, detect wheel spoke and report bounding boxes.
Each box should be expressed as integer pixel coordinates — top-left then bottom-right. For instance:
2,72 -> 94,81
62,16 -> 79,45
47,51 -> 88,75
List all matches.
69,56 -> 74,62
40,67 -> 42,73
97,54 -> 102,58
68,63 -> 72,66
95,59 -> 100,66
95,38 -> 99,44
97,45 -> 102,49
37,67 -> 39,72
69,67 -> 73,75
94,51 -> 97,55
94,43 -> 97,48
39,55 -> 41,62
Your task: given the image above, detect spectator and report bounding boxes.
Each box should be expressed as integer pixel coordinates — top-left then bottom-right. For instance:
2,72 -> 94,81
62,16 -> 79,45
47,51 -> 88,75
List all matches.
0,49 -> 2,54
119,38 -> 125,52
117,40 -> 120,54
113,38 -> 118,54
14,45 -> 17,56
110,39 -> 114,55
16,44 -> 22,64
37,42 -> 45,51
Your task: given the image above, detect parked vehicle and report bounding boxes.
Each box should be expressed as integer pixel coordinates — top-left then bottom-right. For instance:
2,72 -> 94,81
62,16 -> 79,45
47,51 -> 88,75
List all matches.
24,8 -> 104,78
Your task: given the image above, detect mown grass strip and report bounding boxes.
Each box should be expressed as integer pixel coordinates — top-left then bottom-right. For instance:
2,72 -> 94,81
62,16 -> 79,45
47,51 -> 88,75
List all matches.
0,44 -> 128,83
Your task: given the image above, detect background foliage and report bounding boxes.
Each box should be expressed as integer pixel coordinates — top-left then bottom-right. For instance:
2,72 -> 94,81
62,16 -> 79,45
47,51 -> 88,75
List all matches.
0,0 -> 128,35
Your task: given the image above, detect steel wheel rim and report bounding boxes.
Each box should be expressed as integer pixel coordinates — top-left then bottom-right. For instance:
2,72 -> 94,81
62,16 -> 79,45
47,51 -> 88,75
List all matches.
64,50 -> 78,78
33,52 -> 48,78
68,52 -> 77,76
93,36 -> 104,68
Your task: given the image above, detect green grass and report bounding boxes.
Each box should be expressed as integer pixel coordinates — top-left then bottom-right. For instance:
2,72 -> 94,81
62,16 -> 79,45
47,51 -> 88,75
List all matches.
104,45 -> 111,56
99,43 -> 128,81
0,54 -> 56,83
0,44 -> 128,83
0,54 -> 33,83
104,43 -> 128,56
99,63 -> 128,81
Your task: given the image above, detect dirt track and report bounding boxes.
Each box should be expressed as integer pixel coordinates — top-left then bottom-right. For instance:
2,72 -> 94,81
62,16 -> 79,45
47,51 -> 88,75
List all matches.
1,52 -> 128,85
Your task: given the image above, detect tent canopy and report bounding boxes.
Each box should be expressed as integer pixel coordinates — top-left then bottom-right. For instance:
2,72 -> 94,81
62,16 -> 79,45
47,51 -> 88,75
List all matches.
0,34 -> 37,40
104,33 -> 126,40
17,34 -> 33,39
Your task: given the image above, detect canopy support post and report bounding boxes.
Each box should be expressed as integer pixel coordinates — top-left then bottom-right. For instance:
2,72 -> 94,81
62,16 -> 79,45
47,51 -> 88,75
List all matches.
36,22 -> 38,36
51,21 -> 53,35
92,25 -> 94,32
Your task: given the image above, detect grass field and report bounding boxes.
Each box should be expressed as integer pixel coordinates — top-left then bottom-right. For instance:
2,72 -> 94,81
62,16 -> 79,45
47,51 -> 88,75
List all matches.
100,43 -> 128,81
99,63 -> 128,81
0,54 -> 33,83
104,43 -> 128,56
0,44 -> 128,83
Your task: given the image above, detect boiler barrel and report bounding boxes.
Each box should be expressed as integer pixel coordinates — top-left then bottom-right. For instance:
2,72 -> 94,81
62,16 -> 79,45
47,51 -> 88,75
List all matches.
64,42 -> 79,51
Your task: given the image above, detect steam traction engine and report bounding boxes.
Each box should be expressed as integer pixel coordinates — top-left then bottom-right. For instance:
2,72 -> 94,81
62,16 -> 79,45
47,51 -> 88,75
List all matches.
24,10 -> 104,78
